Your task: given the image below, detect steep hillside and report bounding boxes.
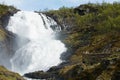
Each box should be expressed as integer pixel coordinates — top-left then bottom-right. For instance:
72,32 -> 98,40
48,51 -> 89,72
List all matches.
25,2 -> 120,80
45,2 -> 120,64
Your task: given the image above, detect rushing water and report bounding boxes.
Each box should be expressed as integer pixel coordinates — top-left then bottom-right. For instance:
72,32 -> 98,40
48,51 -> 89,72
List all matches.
5,11 -> 67,75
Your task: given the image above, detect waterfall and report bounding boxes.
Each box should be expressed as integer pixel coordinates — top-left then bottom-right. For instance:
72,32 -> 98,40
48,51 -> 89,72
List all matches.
6,11 -> 67,75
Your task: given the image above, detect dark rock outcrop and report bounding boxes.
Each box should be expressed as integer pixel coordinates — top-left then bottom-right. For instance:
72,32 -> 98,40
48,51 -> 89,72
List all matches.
74,4 -> 98,15
0,4 -> 19,28
24,71 -> 57,79
24,58 -> 120,80
0,4 -> 19,68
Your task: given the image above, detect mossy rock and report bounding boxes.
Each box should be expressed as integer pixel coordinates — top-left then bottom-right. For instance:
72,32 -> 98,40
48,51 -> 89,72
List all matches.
0,66 -> 24,80
0,27 -> 7,41
0,4 -> 17,17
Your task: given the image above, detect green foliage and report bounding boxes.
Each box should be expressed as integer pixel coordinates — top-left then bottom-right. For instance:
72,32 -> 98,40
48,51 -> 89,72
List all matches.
45,6 -> 78,30
0,4 -> 16,17
0,4 -> 9,16
44,3 -> 120,80
46,2 -> 120,64
0,4 -> 17,41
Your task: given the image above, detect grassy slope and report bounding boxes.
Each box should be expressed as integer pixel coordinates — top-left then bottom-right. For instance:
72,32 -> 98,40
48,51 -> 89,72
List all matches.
45,2 -> 120,80
0,66 -> 24,80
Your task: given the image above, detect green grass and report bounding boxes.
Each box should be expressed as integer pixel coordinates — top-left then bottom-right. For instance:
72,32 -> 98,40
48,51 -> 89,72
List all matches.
0,66 -> 24,80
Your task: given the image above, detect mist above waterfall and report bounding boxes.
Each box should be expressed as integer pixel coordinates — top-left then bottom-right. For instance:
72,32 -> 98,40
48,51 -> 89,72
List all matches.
4,11 -> 67,75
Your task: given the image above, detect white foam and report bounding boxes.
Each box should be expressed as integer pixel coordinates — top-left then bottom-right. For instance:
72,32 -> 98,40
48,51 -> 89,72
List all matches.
6,11 -> 67,75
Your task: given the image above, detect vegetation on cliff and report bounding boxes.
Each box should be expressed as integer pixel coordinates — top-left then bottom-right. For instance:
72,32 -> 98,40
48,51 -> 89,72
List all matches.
26,2 -> 120,80
0,4 -> 24,80
0,66 -> 24,80
0,4 -> 17,17
0,4 -> 17,41
46,2 -> 120,63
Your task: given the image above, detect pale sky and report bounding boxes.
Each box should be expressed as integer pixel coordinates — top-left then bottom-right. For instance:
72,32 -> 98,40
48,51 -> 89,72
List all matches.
0,0 -> 120,11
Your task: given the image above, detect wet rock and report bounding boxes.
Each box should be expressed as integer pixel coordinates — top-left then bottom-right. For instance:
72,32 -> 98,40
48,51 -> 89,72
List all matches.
24,71 -> 57,79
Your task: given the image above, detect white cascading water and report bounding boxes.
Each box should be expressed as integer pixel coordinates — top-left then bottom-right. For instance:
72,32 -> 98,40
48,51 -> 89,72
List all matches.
6,11 -> 67,75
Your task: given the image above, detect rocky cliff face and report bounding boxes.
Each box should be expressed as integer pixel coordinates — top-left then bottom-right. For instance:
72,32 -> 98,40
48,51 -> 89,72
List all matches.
0,4 -> 24,79
0,4 -> 18,68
